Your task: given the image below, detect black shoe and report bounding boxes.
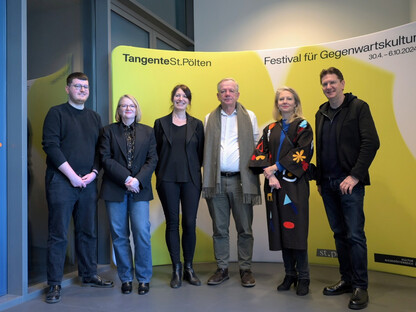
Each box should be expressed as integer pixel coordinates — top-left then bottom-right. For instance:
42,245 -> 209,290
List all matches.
45,285 -> 61,304
170,263 -> 182,288
323,280 -> 353,296
138,282 -> 150,295
277,275 -> 298,291
207,268 -> 229,285
82,274 -> 114,288
240,269 -> 256,287
349,288 -> 369,310
183,263 -> 201,286
296,279 -> 310,296
121,281 -> 132,294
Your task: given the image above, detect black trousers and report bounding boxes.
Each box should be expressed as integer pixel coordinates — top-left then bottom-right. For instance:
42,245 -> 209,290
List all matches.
157,181 -> 201,265
46,171 -> 98,285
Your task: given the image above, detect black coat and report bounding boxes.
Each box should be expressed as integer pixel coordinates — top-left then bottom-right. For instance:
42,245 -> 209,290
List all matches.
315,93 -> 379,185
99,122 -> 158,202
153,113 -> 204,189
256,118 -> 314,250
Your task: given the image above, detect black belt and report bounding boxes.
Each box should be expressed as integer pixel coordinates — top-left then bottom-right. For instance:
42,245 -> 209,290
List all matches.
220,171 -> 240,177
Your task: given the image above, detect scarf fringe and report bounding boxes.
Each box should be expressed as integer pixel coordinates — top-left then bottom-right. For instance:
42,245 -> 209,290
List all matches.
202,186 -> 220,199
244,194 -> 262,205
203,187 -> 262,205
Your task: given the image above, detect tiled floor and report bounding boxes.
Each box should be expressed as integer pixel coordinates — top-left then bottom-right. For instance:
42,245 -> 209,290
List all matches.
3,262 -> 416,312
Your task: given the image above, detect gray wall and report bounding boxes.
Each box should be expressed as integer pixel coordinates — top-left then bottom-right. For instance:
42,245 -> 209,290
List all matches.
194,0 -> 416,51
27,0 -> 84,80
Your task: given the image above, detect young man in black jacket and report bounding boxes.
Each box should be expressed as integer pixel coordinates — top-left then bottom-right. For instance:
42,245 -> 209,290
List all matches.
315,67 -> 379,310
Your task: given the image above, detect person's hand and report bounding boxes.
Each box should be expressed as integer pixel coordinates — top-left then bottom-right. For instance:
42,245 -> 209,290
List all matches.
81,172 -> 96,185
263,165 -> 277,179
125,177 -> 140,193
58,161 -> 86,188
69,175 -> 86,188
268,175 -> 281,190
340,175 -> 359,194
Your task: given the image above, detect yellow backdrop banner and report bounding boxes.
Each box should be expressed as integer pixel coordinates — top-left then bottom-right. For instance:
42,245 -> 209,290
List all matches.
112,22 -> 416,277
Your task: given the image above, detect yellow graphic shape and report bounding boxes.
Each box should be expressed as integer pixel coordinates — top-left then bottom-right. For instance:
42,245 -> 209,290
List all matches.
292,150 -> 306,163
27,62 -> 71,156
256,155 -> 266,160
267,193 -> 273,202
280,46 -> 415,277
151,220 -> 214,265
111,46 -> 275,127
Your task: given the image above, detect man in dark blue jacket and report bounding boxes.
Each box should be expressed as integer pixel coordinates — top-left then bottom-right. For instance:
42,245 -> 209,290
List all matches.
315,67 -> 379,310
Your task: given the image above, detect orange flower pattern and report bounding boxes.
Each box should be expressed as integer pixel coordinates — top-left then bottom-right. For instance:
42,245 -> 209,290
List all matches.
292,149 -> 306,163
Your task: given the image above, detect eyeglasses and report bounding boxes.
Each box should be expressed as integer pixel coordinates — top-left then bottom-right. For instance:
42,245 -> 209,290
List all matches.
71,84 -> 89,90
119,104 -> 136,109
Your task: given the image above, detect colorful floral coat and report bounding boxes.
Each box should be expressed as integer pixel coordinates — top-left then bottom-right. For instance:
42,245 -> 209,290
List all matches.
254,118 -> 313,250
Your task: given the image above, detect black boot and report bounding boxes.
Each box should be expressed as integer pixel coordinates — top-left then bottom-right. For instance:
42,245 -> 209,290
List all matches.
183,262 -> 201,286
296,279 -> 310,296
170,263 -> 182,288
277,275 -> 298,291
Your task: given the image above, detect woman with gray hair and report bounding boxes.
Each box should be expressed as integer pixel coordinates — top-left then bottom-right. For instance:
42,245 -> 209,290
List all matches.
99,94 -> 158,295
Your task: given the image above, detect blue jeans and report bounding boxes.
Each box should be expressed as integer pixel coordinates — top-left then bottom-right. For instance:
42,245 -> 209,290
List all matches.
106,194 -> 152,283
321,177 -> 368,289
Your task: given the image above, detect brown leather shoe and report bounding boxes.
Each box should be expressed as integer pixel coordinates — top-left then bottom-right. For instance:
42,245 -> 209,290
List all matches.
207,268 -> 229,285
240,269 -> 255,287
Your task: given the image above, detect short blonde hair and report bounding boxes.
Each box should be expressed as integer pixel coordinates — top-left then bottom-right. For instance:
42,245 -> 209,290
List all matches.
273,87 -> 303,123
115,94 -> 142,122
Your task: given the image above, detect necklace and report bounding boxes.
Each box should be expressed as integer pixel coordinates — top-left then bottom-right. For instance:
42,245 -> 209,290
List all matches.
173,112 -> 186,120
172,112 -> 186,126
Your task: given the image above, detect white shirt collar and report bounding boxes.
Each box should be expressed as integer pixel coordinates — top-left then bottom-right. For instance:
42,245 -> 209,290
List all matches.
220,108 -> 237,116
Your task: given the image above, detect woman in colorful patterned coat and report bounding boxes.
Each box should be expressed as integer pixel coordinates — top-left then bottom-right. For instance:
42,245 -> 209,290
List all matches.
255,87 -> 313,296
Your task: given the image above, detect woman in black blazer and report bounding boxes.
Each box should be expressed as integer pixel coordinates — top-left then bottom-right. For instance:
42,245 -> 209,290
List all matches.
100,95 -> 157,295
153,85 -> 204,288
